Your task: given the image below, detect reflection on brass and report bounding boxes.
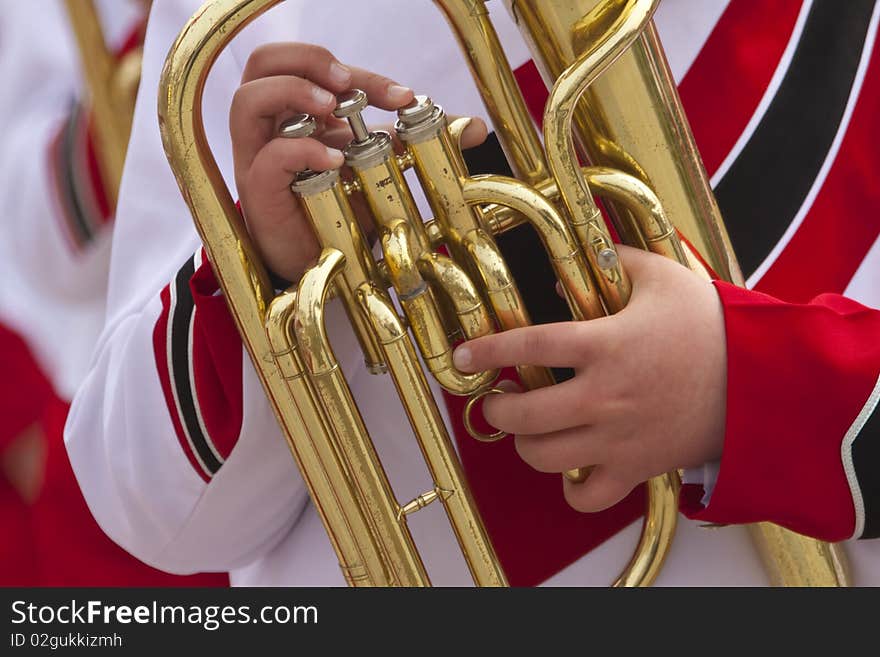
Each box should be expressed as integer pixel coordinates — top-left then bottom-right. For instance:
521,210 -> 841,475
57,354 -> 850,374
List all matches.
159,0 -> 848,587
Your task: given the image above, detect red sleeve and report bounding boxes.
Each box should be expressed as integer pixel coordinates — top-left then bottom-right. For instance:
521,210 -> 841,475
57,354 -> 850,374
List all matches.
681,282 -> 880,541
152,249 -> 243,482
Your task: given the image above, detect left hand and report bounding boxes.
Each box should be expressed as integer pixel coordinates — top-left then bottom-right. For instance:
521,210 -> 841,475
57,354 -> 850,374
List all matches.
452,245 -> 728,513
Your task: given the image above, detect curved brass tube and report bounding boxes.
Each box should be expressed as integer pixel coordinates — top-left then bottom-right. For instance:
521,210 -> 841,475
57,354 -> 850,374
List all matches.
585,167 -> 688,264
266,289 -> 377,587
64,0 -> 141,207
382,222 -> 496,395
480,166 -> 688,265
462,174 -> 605,321
614,472 -> 680,587
543,0 -> 658,312
433,0 -> 548,185
295,249 -> 430,587
417,252 -> 494,341
462,228 -> 555,391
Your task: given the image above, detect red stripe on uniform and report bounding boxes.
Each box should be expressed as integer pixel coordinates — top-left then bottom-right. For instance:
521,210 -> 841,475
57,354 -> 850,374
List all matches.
678,0 -> 803,177
753,31 -> 880,302
84,113 -> 112,224
152,286 -> 211,483
513,60 -> 548,127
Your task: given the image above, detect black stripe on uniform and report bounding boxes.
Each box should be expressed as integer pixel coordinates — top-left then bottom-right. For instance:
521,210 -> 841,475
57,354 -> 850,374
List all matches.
713,0 -> 877,277
56,103 -> 96,248
169,255 -> 223,477
853,398 -> 880,538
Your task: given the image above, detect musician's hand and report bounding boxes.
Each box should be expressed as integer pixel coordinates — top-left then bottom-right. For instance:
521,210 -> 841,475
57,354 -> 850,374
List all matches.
452,246 -> 727,512
230,43 -> 487,281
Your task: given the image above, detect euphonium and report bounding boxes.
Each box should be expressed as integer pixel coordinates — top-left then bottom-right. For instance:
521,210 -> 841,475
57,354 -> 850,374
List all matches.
159,0 -> 850,586
63,0 -> 149,208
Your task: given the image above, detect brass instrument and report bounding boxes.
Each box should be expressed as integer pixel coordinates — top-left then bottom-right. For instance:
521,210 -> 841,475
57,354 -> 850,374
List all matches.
63,0 -> 148,208
158,0 -> 850,586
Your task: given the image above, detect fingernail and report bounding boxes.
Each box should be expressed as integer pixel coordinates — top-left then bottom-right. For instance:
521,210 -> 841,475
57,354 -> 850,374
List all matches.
496,379 -> 519,393
387,84 -> 412,103
453,345 -> 471,370
329,62 -> 351,85
325,147 -> 344,166
312,86 -> 335,106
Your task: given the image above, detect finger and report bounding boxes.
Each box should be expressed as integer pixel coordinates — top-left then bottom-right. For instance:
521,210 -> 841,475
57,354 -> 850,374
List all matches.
514,425 -> 608,474
231,76 -> 340,168
481,377 -> 595,435
249,137 -> 344,192
453,322 -> 598,373
555,281 -> 565,298
347,65 -> 413,109
563,466 -> 635,513
446,115 -> 489,150
241,42 -> 353,91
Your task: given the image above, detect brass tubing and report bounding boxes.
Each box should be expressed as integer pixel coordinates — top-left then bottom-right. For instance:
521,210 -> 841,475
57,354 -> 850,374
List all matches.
295,174 -> 386,372
462,175 -> 605,321
541,0 -> 659,313
399,105 -> 553,390
613,473 -> 680,586
417,252 -> 494,341
357,284 -> 508,587
266,291 -> 381,587
294,249 -> 430,587
432,0 -> 548,185
463,229 -> 555,391
382,222 -> 496,395
583,167 -> 688,265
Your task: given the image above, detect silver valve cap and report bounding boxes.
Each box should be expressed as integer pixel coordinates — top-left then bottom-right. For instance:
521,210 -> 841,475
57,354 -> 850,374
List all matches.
397,95 -> 435,126
278,113 -> 317,139
333,89 -> 370,142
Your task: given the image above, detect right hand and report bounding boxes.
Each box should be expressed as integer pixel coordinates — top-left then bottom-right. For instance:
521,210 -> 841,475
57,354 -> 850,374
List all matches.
230,43 -> 416,281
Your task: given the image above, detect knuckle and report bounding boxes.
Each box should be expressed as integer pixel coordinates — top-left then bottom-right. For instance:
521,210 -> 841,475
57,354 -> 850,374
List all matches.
302,43 -> 333,63
563,484 -> 590,512
230,85 -> 249,114
245,44 -> 272,72
520,329 -> 544,361
509,400 -> 534,434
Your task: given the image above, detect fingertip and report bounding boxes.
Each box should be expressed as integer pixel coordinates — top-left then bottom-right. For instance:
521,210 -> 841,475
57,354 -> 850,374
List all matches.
311,85 -> 336,110
460,117 -> 488,149
324,146 -> 344,168
386,83 -> 414,106
452,344 -> 472,371
495,379 -> 521,393
328,61 -> 352,88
